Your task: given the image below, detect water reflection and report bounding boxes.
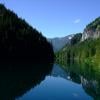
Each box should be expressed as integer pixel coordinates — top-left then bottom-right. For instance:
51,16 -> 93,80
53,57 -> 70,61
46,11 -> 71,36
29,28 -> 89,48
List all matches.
16,64 -> 92,100
0,63 -> 53,100
62,61 -> 100,100
1,62 -> 100,100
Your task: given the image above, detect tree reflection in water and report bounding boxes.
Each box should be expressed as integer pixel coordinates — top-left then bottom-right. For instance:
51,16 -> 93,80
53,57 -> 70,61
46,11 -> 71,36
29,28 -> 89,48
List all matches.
0,63 -> 53,100
59,61 -> 100,100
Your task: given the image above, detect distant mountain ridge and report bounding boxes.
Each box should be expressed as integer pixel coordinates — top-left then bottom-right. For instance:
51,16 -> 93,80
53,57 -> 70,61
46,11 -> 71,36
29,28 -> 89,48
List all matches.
48,17 -> 100,53
48,34 -> 74,52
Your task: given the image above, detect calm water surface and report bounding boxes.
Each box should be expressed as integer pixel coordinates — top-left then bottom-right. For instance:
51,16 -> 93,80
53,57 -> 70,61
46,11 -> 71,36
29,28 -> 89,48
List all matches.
15,63 -> 100,100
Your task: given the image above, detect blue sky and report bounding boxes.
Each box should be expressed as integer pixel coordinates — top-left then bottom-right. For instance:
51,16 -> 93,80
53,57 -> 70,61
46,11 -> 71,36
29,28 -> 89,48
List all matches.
0,0 -> 100,38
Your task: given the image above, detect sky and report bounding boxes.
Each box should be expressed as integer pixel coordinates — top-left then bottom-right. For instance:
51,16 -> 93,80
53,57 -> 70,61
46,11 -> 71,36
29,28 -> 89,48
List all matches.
0,0 -> 100,38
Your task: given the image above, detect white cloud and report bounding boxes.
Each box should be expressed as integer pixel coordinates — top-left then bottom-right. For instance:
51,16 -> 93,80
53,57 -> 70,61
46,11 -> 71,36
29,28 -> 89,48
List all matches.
74,19 -> 81,24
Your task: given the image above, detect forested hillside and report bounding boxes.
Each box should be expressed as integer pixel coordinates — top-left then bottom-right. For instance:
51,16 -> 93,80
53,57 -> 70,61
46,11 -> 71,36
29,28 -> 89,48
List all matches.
0,4 -> 54,63
82,17 -> 100,41
56,17 -> 100,66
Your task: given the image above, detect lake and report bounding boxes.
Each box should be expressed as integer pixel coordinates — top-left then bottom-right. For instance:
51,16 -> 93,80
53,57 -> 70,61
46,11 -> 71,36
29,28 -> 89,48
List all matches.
13,63 -> 100,100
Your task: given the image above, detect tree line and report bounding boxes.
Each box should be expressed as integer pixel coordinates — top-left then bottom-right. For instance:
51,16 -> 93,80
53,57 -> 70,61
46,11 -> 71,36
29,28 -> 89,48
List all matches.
0,4 -> 54,63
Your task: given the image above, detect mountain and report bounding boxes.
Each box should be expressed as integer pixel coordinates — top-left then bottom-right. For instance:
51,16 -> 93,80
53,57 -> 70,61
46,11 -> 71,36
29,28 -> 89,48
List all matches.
48,34 -> 74,52
56,17 -> 100,66
51,64 -> 68,79
82,17 -> 100,41
0,4 -> 54,63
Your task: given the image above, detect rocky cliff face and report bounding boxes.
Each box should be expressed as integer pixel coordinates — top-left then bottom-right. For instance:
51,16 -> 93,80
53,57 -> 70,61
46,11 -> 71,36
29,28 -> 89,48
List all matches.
82,29 -> 100,41
81,17 -> 100,41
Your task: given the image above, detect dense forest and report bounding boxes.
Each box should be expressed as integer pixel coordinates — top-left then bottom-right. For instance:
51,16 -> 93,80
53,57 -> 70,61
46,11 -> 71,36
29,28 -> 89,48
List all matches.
0,4 -> 54,63
86,17 -> 100,31
56,17 -> 100,66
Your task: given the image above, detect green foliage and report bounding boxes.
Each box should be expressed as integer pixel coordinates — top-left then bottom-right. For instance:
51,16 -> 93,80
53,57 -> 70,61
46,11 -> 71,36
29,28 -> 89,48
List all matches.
71,33 -> 82,45
96,25 -> 100,30
0,4 -> 54,63
56,17 -> 100,100
56,38 -> 100,66
56,17 -> 100,66
86,17 -> 100,31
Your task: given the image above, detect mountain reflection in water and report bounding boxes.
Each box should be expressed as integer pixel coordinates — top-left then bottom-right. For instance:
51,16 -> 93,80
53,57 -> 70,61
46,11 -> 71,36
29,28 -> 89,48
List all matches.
0,63 -> 53,100
0,62 -> 100,100
59,62 -> 100,100
16,63 -> 100,100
